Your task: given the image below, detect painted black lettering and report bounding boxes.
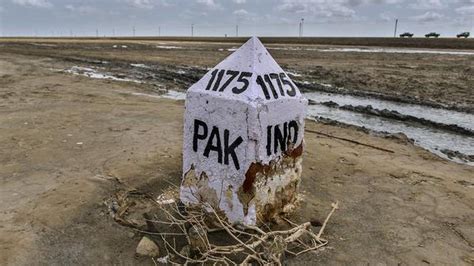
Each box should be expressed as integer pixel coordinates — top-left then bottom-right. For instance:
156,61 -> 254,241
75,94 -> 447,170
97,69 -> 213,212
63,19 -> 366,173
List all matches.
256,75 -> 271,100
288,120 -> 298,143
265,120 -> 300,156
224,129 -> 243,170
212,69 -> 225,91
203,126 -> 222,163
274,122 -> 288,154
270,73 -> 285,96
232,72 -> 252,94
205,69 -> 218,91
264,74 -> 279,99
207,70 -> 297,98
193,119 -> 208,152
219,70 -> 239,92
266,125 -> 272,156
279,73 -> 296,97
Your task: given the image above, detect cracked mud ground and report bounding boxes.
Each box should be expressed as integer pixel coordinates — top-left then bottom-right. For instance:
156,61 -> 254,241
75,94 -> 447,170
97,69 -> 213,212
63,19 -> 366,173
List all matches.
0,40 -> 473,265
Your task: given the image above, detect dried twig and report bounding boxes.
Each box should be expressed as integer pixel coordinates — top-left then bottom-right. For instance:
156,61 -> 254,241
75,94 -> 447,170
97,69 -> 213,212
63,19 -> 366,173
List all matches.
113,189 -> 339,264
306,129 -> 395,153
143,199 -> 339,264
317,201 -> 339,239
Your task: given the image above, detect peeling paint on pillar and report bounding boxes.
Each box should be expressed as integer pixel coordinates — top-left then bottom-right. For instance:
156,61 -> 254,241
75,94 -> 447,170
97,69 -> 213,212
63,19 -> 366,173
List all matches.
180,37 -> 308,225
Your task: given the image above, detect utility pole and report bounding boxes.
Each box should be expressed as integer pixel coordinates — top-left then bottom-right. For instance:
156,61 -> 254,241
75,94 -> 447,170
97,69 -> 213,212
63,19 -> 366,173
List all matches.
133,26 -> 136,37
96,29 -> 99,38
112,28 -> 115,37
301,18 -> 304,37
158,26 -> 161,37
299,21 -> 301,37
236,25 -> 239,37
191,24 -> 194,37
394,18 -> 398,38
299,18 -> 304,37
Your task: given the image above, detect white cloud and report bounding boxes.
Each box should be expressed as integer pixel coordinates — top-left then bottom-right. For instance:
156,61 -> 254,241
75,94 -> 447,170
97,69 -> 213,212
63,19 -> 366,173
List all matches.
196,0 -> 220,9
276,0 -> 403,19
233,0 -> 246,3
126,0 -> 154,9
409,0 -> 444,9
278,0 -> 357,18
456,5 -> 474,14
12,0 -> 52,8
233,9 -> 248,16
412,11 -> 444,21
383,0 -> 405,3
358,0 -> 405,4
65,4 -> 97,14
124,0 -> 170,9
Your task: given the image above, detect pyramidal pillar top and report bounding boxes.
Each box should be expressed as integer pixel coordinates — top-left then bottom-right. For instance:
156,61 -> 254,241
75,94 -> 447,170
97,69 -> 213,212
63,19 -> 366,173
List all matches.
180,37 -> 307,225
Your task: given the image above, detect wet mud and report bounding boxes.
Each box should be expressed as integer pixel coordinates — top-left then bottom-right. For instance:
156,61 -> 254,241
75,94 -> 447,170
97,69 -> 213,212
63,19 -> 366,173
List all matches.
441,149 -> 474,163
62,57 -> 206,90
310,100 -> 474,136
299,80 -> 474,114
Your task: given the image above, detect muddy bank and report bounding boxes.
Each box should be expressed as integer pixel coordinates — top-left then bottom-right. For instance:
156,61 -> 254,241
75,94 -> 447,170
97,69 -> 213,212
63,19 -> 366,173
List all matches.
61,57 -> 205,90
313,116 -> 415,144
299,81 -> 474,114
441,149 -> 474,163
311,100 -> 474,136
314,116 -> 474,164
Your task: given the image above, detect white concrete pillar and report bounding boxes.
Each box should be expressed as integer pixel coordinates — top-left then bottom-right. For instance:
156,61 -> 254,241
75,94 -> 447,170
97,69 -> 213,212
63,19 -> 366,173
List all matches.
180,37 -> 307,225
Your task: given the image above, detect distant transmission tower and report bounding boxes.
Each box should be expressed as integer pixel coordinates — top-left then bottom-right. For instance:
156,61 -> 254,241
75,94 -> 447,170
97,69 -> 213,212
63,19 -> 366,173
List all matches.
394,19 -> 398,37
299,18 -> 304,37
236,25 -> 239,37
133,26 -> 136,37
191,24 -> 194,37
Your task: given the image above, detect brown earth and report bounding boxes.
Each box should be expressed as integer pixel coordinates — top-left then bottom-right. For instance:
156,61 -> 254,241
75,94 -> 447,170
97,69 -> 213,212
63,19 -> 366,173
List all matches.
0,41 -> 473,265
0,37 -> 473,112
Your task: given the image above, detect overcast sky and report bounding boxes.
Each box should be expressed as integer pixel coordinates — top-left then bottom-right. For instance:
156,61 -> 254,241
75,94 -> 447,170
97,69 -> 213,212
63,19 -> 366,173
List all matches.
0,0 -> 473,37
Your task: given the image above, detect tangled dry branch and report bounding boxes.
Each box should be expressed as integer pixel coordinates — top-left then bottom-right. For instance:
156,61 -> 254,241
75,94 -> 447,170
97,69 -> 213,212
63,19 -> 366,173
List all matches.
145,200 -> 339,265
